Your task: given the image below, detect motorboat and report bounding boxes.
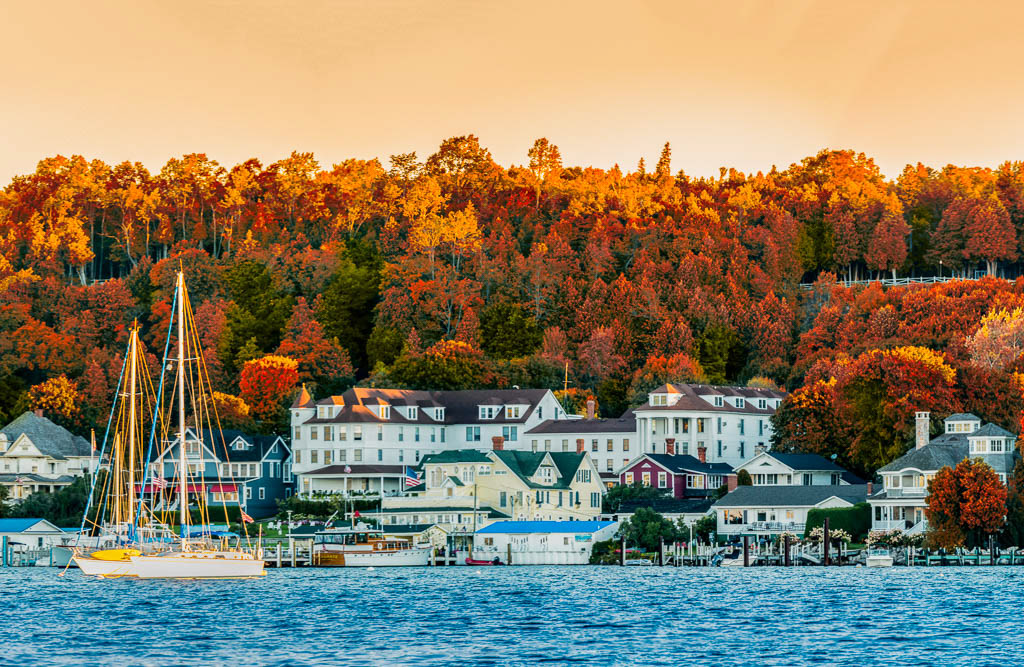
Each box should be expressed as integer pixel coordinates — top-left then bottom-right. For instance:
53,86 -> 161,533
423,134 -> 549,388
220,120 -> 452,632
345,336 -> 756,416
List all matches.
865,548 -> 894,568
313,524 -> 432,567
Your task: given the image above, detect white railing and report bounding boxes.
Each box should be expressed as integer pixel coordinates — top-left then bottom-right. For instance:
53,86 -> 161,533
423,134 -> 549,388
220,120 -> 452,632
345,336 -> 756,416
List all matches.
719,521 -> 805,534
799,275 -> 990,290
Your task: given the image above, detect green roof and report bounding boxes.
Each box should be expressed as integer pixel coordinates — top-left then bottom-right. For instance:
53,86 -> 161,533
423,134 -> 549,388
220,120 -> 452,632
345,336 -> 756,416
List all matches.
421,450 -> 492,465
491,451 -> 586,489
445,476 -> 465,487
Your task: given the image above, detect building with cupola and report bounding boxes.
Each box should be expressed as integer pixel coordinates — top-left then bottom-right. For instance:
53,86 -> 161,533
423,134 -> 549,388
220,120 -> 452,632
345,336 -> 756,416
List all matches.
290,387 -> 571,497
868,412 -> 1019,533
631,384 -> 786,468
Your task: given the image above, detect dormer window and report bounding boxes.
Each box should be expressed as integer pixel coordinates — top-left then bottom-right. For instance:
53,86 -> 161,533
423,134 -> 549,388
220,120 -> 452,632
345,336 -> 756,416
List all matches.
757,399 -> 767,410
435,408 -> 445,421
380,406 -> 390,420
651,394 -> 667,407
735,399 -> 744,408
506,405 -> 522,419
714,396 -> 723,407
407,407 -> 418,420
479,406 -> 499,419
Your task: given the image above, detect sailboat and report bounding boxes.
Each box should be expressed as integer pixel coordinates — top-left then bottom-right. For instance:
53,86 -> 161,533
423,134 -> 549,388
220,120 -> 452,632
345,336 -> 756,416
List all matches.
75,271 -> 264,579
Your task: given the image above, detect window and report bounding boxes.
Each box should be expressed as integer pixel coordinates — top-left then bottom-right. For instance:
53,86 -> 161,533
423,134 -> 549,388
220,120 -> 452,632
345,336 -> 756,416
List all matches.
284,463 -> 292,482
831,473 -> 840,485
324,426 -> 334,441
538,407 -> 543,419
625,472 -> 634,484
506,405 -> 522,419
623,458 -> 630,468
623,438 -> 630,452
641,471 -> 651,486
415,427 -> 421,442
658,472 -> 667,488
499,491 -> 507,508
687,474 -> 706,489
716,417 -> 723,434
562,439 -> 569,452
479,465 -> 491,475
717,440 -> 723,457
479,406 -> 499,419
607,459 -> 614,472
651,394 -> 667,406
245,486 -> 253,500
339,449 -> 347,462
544,439 -> 551,451
293,427 -> 301,440
591,492 -> 600,508
697,419 -> 705,434
607,439 -> 614,451
502,426 -> 518,442
739,442 -> 745,459
591,439 -> 598,452
739,420 -> 745,435
377,426 -> 383,441
311,450 -> 319,464
258,487 -> 266,500
430,428 -> 436,443
377,449 -> 383,462
353,426 -> 362,441
294,450 -> 302,464
759,420 -> 764,436
484,537 -> 494,546
714,396 -> 723,407
758,399 -> 767,410
354,449 -> 363,462
398,428 -> 404,442
399,450 -> 404,462
531,439 -> 538,451
324,450 -> 332,465
380,406 -> 390,420
310,427 -> 318,440
466,427 -> 481,442
440,428 -> 446,443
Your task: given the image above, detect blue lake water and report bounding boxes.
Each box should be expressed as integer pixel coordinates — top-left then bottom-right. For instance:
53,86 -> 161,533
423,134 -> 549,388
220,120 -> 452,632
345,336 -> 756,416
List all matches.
2,566 -> 1022,665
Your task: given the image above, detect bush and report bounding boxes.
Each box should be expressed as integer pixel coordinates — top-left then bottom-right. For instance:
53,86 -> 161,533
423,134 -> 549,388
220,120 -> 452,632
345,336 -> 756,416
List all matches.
804,503 -> 872,543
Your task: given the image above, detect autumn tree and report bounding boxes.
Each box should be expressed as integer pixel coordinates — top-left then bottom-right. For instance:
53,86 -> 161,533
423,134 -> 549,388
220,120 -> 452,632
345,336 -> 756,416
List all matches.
966,307 -> 1024,370
27,374 -> 82,431
527,137 -> 562,207
277,297 -> 355,394
238,355 -> 299,431
389,340 -> 492,391
927,458 -> 1007,548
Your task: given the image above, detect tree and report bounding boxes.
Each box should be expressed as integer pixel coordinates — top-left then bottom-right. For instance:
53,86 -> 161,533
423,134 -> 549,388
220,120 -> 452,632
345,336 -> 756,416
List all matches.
966,307 -> 1024,370
315,258 -> 379,374
238,355 -> 299,430
620,507 -> 680,552
655,142 -> 672,178
479,303 -> 543,360
927,458 -> 1007,548
277,297 -> 355,394
27,375 -> 81,429
220,260 -> 294,376
736,470 -> 752,486
603,482 -> 668,512
389,340 -> 492,391
527,138 -> 562,208
626,354 -> 705,405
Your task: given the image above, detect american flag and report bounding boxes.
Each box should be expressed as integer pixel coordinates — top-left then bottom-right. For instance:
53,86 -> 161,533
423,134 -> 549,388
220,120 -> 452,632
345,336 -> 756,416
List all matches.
404,466 -> 421,489
344,465 -> 352,474
152,476 -> 168,490
240,510 -> 254,524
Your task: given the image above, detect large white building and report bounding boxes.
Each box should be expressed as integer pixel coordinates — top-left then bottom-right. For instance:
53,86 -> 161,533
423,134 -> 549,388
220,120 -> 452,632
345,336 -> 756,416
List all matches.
632,384 -> 785,468
290,387 -> 571,496
0,412 -> 96,500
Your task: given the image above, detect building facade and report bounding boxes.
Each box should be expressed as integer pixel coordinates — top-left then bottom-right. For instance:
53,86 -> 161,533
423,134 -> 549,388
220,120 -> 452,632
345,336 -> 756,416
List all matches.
290,387 -> 570,496
713,485 -> 868,537
869,412 -> 1018,533
525,411 -> 636,486
0,412 -> 96,501
619,451 -> 735,499
472,520 -> 618,565
735,452 -> 861,486
632,384 -> 785,468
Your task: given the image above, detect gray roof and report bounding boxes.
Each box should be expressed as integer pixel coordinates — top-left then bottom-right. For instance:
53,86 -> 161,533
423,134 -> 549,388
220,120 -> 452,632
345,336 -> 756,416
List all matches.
526,413 -> 636,435
970,423 -> 1016,438
302,388 -> 553,426
764,453 -> 846,473
945,413 -> 981,422
878,444 -> 967,473
0,413 -> 91,460
639,453 -> 733,476
636,384 -> 785,415
713,485 -> 868,508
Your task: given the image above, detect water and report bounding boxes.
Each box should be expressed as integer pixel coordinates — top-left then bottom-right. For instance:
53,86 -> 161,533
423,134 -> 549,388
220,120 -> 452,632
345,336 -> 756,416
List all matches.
2,566 -> 1021,666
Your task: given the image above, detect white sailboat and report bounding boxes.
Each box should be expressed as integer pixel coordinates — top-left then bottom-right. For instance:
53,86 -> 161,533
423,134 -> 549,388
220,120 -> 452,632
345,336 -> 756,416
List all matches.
75,271 -> 264,579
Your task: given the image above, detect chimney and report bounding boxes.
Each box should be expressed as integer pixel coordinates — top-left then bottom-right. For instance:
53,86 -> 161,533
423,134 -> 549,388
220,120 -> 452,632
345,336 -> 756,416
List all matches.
697,446 -> 707,464
34,409 -> 43,418
586,399 -> 596,420
576,438 -> 585,454
665,438 -> 675,456
915,411 -> 930,450
867,481 -> 874,496
754,443 -> 766,456
727,474 -> 738,493
492,435 -> 504,451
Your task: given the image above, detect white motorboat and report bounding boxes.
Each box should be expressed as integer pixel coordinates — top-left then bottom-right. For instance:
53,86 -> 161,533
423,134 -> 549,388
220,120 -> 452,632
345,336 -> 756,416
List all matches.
865,548 -> 894,568
313,524 -> 432,567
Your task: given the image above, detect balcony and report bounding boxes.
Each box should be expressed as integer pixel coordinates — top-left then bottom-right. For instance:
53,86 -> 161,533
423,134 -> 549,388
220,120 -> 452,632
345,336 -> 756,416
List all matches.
718,521 -> 805,535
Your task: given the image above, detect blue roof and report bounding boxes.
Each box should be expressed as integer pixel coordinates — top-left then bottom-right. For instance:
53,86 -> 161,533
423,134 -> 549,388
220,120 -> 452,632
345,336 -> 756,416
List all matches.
0,518 -> 54,533
476,521 -> 616,534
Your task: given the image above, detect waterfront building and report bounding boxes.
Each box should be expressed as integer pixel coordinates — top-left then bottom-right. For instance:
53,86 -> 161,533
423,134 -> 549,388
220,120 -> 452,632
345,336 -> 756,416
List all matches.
868,412 -> 1018,533
0,412 -> 96,501
290,387 -> 570,496
713,485 -> 868,537
147,428 -> 293,519
618,450 -> 735,500
632,384 -> 785,468
525,410 -> 636,487
0,518 -> 65,549
609,498 -> 717,528
472,520 -> 618,565
734,452 -> 862,486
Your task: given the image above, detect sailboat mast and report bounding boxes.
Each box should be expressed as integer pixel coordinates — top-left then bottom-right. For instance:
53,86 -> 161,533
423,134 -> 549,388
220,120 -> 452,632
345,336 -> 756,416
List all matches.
177,272 -> 187,545
126,326 -> 138,531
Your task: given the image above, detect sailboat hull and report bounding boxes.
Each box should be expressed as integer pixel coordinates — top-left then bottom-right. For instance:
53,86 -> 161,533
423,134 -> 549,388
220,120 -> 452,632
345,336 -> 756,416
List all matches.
73,554 -> 140,578
130,552 -> 266,579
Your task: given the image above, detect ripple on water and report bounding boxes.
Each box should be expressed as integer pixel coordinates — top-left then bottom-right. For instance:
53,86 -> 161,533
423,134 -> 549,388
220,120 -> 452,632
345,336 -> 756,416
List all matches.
2,567 -> 1023,665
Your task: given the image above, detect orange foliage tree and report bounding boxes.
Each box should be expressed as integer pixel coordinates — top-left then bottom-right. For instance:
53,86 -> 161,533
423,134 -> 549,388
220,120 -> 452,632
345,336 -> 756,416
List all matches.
238,355 -> 299,429
927,459 -> 1007,548
27,374 -> 82,424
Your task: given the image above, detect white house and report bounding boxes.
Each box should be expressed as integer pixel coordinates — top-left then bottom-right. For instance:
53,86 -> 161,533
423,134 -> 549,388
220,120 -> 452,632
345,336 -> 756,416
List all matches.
632,384 -> 785,468
0,412 -> 96,500
0,518 -> 66,550
734,452 -> 862,486
472,520 -> 618,564
525,411 -> 636,485
713,485 -> 868,536
869,412 -> 1018,533
290,387 -> 570,496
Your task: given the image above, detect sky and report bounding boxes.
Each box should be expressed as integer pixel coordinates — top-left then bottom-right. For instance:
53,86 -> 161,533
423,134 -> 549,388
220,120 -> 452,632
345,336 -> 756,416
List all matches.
2,0 -> 1023,182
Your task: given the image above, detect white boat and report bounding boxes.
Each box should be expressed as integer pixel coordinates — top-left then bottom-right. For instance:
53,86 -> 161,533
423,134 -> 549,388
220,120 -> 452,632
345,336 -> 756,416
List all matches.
865,548 -> 894,568
74,273 -> 264,579
313,524 -> 432,567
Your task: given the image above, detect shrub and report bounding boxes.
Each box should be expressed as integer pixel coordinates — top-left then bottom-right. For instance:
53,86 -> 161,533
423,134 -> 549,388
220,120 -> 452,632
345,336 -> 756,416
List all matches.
804,503 -> 872,542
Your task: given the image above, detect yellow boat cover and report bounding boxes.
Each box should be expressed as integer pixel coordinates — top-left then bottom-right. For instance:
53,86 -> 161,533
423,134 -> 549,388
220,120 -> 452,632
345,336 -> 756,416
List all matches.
90,549 -> 142,561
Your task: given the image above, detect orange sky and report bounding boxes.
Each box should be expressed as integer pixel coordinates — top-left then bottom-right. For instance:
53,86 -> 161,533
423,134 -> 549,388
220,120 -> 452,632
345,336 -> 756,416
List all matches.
3,0 -> 1023,182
